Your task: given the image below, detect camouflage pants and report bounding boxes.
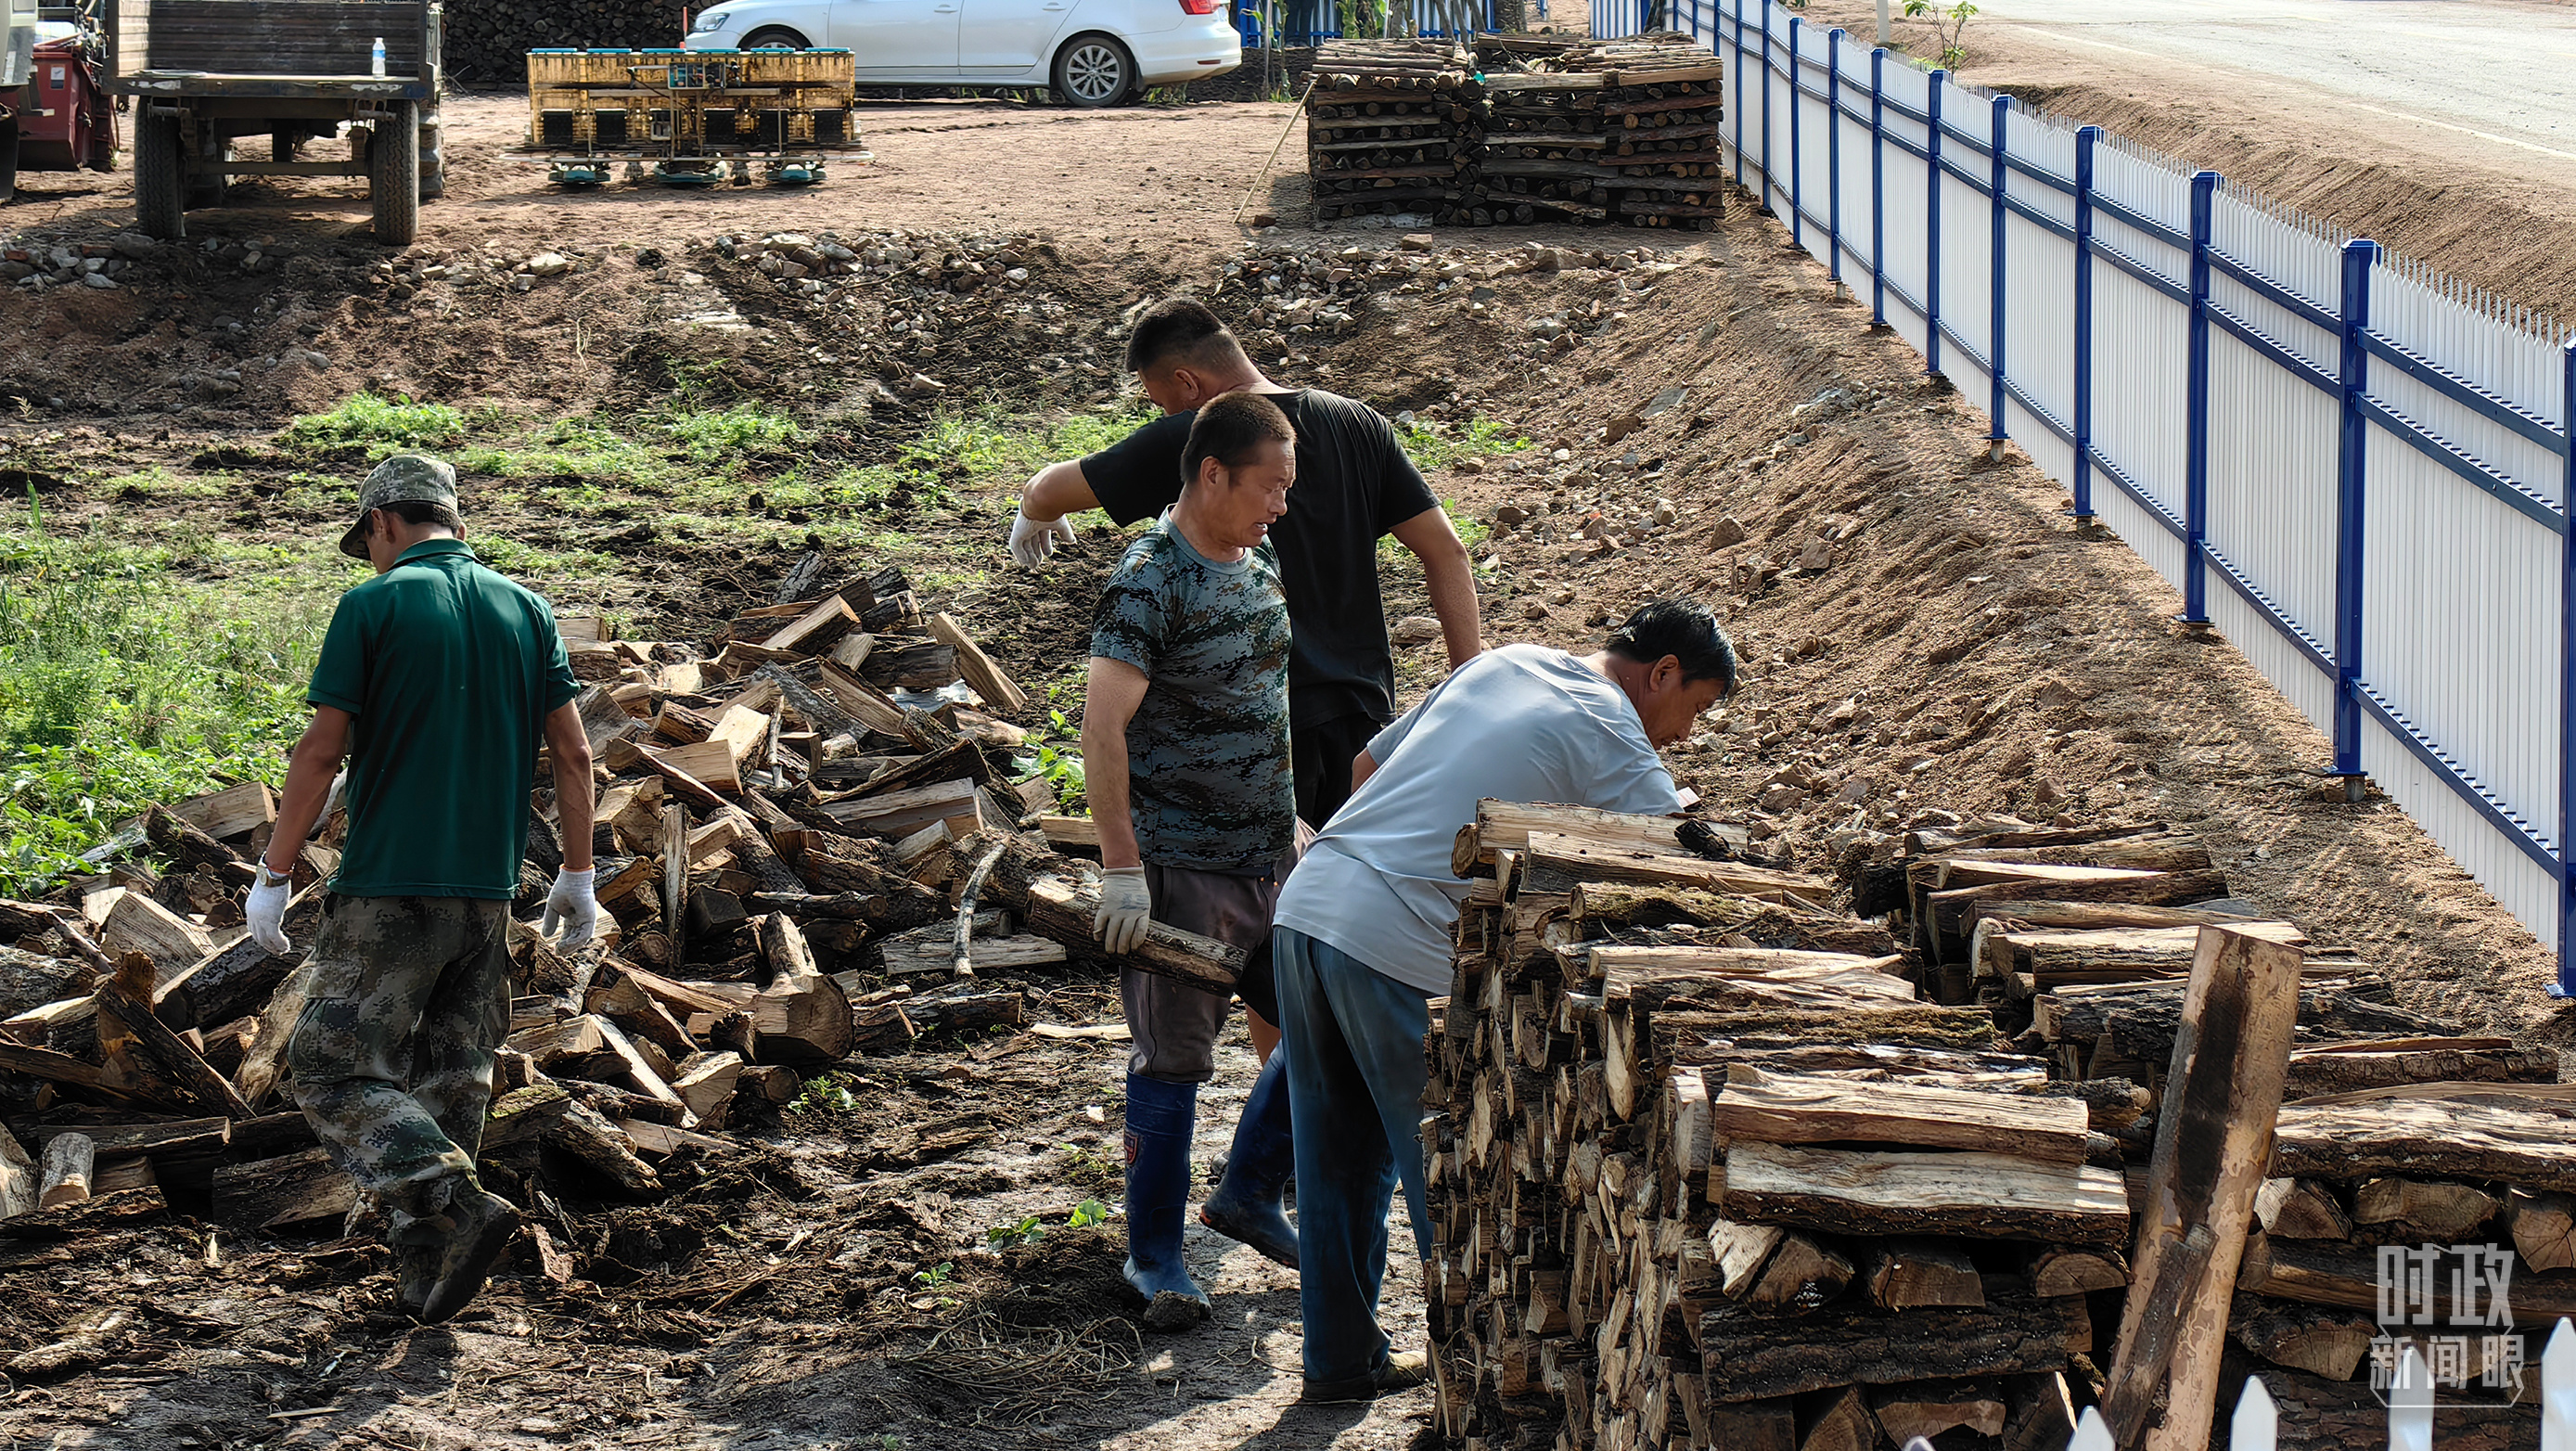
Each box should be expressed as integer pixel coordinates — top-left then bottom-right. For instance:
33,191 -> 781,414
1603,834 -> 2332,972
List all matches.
287,894 -> 513,1245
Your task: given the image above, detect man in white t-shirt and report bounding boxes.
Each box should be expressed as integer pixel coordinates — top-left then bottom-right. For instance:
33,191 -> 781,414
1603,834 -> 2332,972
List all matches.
1267,599 -> 1738,1403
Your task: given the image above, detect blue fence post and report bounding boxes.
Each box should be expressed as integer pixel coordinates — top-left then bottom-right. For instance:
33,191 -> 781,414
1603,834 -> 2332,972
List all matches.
2179,169 -> 2220,626
1787,16 -> 1803,249
1758,0 -> 1774,216
1826,29 -> 1843,287
2329,238 -> 2377,801
1925,70 -> 1946,375
1986,92 -> 2011,463
1731,0 -> 1748,191
2070,124 -> 2099,521
1869,48 -> 1886,327
2560,337 -> 2576,996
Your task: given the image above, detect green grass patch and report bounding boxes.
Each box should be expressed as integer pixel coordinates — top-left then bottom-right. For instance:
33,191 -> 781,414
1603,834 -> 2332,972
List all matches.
0,502 -> 337,894
665,404 -> 801,466
1398,417 -> 1532,473
279,393 -> 467,457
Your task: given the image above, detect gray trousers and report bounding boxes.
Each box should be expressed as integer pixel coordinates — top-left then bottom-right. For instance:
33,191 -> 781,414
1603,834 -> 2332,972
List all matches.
1122,831 -> 1307,1083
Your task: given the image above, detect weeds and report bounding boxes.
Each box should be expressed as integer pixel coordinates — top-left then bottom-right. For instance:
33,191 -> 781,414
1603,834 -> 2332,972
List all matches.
787,1071 -> 861,1114
1903,0 -> 1980,70
986,1215 -> 1046,1250
1398,417 -> 1531,472
1014,709 -> 1087,814
279,393 -> 466,457
0,501 -> 335,893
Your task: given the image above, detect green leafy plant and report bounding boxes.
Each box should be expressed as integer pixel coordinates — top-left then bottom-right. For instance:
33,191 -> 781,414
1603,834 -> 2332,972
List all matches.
913,1262 -> 954,1287
1397,416 -> 1531,473
278,393 -> 466,456
1068,1198 -> 1110,1229
1015,708 -> 1087,813
1903,0 -> 1979,70
986,1214 -> 1046,1250
786,1072 -> 859,1115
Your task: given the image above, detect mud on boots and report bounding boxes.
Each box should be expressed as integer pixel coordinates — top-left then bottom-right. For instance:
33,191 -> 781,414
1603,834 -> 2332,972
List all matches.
1199,1047 -> 1297,1269
1122,1072 -> 1211,1331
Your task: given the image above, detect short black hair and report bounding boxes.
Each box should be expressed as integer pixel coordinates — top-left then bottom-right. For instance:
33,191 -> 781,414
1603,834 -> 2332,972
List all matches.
380,499 -> 466,536
1126,297 -> 1249,375
1607,599 -> 1737,695
1181,392 -> 1294,488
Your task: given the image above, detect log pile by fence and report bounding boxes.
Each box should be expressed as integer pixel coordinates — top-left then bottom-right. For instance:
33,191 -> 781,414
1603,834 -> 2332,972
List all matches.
442,0 -> 687,85
0,559 -> 1206,1247
1458,31 -> 1726,230
1304,39 -> 1481,225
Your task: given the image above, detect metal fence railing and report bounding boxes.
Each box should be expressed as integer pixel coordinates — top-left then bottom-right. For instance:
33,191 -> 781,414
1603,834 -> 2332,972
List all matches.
1611,0 -> 2576,992
1238,1 -> 1494,47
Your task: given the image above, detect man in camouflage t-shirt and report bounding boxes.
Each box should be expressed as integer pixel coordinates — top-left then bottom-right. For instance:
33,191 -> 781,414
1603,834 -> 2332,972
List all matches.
1082,392 -> 1300,1330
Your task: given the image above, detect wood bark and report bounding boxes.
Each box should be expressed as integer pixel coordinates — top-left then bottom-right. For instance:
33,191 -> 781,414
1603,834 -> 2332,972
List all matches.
210,1147 -> 354,1227
2103,925 -> 2304,1451
1698,1288 -> 2072,1402
37,1133 -> 93,1210
1865,1239 -> 1985,1309
1711,1069 -> 2093,1163
1717,1141 -> 2132,1244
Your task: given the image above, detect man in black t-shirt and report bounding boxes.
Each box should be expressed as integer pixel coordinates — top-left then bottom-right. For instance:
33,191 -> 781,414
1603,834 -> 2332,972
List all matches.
1013,298 -> 1485,829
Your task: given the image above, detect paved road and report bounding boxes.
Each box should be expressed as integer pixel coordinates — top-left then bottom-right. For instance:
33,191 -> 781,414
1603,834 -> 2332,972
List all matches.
1949,0 -> 2576,163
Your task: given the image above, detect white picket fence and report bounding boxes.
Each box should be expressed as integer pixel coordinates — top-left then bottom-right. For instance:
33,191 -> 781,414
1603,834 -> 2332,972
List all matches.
2057,1323 -> 2576,1449
1590,0 -> 2576,996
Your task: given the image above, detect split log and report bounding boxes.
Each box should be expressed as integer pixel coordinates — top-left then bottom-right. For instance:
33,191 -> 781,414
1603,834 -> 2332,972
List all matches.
1519,830 -> 1827,899
210,1148 -> 354,1228
29,1118 -> 228,1159
671,1051 -> 746,1127
2510,1187 -> 2576,1272
94,956 -> 257,1118
822,777 -> 981,838
2252,1176 -> 2353,1239
97,892 -> 213,970
1871,1382 -> 2006,1443
1797,1386 -> 1874,1451
38,1133 -> 93,1209
713,914 -> 853,1067
1021,877 -> 1245,993
1698,1289 -> 2073,1401
2103,925 -> 2303,1451
2229,1293 -> 2375,1380
2027,1246 -> 2127,1297
149,883 -> 317,1031
1711,1068 -> 2093,1163
926,612 -> 1027,714
1865,1239 -> 1985,1309
170,782 -> 277,841
2272,1094 -> 2576,1191
543,1098 -> 662,1196
1456,800 -> 1749,873
0,1131 -> 33,1220
480,1081 -> 574,1151
1745,1230 -> 1852,1315
1717,1141 -> 2131,1243
2351,1177 -> 2501,1239
2001,1373 -> 2080,1451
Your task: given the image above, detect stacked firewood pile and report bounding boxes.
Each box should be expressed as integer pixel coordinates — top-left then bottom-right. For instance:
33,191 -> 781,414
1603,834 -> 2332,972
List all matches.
1460,32 -> 1725,231
0,559 -> 1229,1243
442,0 -> 686,85
1427,807 -> 2574,1449
1423,802 -> 2114,1450
1304,40 -> 1481,226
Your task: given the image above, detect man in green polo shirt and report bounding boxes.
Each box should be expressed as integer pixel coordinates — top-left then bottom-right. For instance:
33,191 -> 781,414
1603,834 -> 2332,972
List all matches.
241,454 -> 597,1326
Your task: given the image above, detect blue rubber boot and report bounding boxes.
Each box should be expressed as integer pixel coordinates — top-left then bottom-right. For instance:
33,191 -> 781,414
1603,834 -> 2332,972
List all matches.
1121,1073 -> 1211,1331
1199,1050 -> 1299,1269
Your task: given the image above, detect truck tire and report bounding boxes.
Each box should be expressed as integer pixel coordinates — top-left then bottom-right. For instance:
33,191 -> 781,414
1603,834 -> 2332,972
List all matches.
0,116 -> 18,205
418,98 -> 443,201
370,100 -> 418,245
135,109 -> 185,238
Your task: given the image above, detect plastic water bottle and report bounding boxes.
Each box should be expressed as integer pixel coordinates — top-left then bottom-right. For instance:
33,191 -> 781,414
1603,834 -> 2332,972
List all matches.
371,36 -> 387,76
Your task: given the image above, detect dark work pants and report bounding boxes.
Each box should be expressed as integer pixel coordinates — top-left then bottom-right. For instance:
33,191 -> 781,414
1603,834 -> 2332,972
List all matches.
1293,712 -> 1382,828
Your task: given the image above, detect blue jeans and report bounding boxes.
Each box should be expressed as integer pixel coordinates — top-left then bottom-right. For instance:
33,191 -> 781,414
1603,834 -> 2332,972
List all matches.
1274,925 -> 1432,1385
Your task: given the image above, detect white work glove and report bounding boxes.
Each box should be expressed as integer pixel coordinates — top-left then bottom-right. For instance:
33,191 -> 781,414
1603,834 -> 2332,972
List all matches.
246,867 -> 294,956
1094,867 -> 1152,956
1010,508 -> 1078,567
541,867 -> 600,948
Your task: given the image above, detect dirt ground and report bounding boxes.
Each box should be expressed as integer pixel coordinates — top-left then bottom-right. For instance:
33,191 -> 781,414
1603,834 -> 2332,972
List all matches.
1,77 -> 2569,1451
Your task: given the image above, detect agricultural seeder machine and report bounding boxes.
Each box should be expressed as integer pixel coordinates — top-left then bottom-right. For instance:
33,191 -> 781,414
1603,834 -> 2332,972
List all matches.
513,46 -> 866,188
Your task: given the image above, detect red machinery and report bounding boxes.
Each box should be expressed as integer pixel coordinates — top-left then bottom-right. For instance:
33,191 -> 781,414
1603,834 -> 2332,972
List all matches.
3,30 -> 117,198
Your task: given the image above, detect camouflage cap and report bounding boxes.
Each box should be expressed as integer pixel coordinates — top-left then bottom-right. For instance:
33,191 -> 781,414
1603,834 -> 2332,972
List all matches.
340,454 -> 459,559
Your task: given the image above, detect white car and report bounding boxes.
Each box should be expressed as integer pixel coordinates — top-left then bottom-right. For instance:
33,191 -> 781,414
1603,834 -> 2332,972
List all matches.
681,0 -> 1243,107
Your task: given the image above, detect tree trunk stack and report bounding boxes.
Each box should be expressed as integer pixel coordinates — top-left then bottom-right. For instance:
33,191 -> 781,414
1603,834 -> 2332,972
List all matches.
1304,40 -> 1482,226
1460,32 -> 1726,230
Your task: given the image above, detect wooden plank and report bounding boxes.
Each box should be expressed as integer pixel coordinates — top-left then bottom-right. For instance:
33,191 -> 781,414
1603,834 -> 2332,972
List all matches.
1718,1141 -> 2132,1244
2102,925 -> 2304,1451
927,612 -> 1028,714
1711,1069 -> 2091,1163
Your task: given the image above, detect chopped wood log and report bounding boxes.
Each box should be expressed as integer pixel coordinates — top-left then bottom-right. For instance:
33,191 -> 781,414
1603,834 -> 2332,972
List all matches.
2002,1373 -> 2080,1451
1865,1239 -> 1985,1309
660,802 -> 689,967
543,1099 -> 662,1197
94,958 -> 257,1118
1691,1395 -> 1794,1450
903,990 -> 1026,1035
2027,1246 -> 2128,1298
1036,815 -> 1100,851
2272,1094 -> 2576,1190
2352,1177 -> 2500,1239
1746,1230 -> 1852,1315
37,1133 -> 92,1209
506,1015 -> 618,1078
762,596 -> 858,655
1708,1218 -> 1786,1297
481,1081 -> 575,1151
210,1148 -> 353,1228
880,931 -> 1065,978
1871,1383 -> 2007,1443
2229,1293 -> 2375,1380
1458,801 -> 1749,873
591,1016 -> 688,1113
170,782 -> 276,841
671,1051 -> 746,1127
150,883 -> 317,1031
715,914 -> 853,1068
1519,830 -> 1827,899
29,1118 -> 229,1158
2103,926 -> 2303,1451
927,612 -> 1028,714
2251,1175 -> 2354,1239
0,1039 -> 117,1095
2511,1187 -> 2576,1272
2284,1042 -> 2558,1098
1021,877 -> 1245,993
1698,1288 -> 2073,1401
145,804 -> 247,876
620,1119 -> 737,1157
1719,1141 -> 2132,1243
97,892 -> 214,970
1711,1068 -> 2093,1162
1797,1386 -> 1874,1451
0,1130 -> 32,1220
0,1185 -> 167,1240
822,777 -> 980,838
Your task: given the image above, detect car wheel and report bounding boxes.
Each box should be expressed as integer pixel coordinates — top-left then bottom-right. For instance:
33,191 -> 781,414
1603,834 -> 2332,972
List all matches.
1053,33 -> 1133,109
740,26 -> 809,48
